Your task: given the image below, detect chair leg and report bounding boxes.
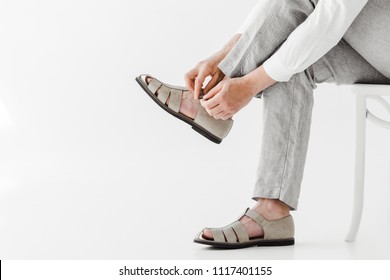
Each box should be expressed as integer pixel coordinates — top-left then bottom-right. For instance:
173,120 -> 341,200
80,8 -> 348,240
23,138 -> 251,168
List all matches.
346,94 -> 367,242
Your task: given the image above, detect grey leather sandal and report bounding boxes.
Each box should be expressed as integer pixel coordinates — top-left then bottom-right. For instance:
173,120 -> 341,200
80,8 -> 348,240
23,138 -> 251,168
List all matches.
135,75 -> 233,144
194,208 -> 295,249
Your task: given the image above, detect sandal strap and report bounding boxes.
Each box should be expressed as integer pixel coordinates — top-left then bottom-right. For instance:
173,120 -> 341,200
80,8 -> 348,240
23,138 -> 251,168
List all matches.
208,220 -> 249,244
210,228 -> 225,243
157,85 -> 170,104
222,226 -> 237,243
165,82 -> 187,91
147,77 -> 182,111
168,89 -> 182,113
244,209 -> 295,240
148,78 -> 162,94
205,209 -> 294,243
231,221 -> 249,243
245,209 -> 266,228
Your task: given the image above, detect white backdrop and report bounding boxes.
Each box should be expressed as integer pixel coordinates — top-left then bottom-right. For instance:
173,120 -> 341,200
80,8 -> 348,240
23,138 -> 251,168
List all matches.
0,0 -> 389,259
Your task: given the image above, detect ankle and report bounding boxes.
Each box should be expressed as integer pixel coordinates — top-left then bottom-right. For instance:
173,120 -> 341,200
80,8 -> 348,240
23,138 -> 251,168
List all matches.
256,199 -> 290,220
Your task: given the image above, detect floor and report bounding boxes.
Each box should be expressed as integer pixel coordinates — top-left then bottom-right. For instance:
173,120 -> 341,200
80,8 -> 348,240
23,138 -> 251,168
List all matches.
1,82 -> 389,260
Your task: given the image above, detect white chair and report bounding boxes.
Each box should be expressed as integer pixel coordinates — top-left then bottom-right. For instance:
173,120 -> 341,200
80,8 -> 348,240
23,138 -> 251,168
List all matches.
346,85 -> 390,242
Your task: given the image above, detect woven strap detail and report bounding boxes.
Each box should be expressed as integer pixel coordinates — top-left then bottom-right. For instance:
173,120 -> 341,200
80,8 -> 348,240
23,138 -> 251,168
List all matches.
231,221 -> 249,243
207,220 -> 251,244
168,89 -> 182,113
157,85 -> 170,104
205,209 -> 294,243
210,228 -> 225,243
222,226 -> 237,243
148,78 -> 162,94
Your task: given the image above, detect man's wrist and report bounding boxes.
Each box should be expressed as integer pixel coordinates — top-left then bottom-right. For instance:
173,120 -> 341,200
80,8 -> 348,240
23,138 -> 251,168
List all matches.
243,65 -> 277,96
241,74 -> 262,98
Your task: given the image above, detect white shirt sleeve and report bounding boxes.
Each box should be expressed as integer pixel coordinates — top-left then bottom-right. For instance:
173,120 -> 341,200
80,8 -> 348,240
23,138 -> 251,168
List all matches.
239,0 -> 369,82
264,0 -> 368,82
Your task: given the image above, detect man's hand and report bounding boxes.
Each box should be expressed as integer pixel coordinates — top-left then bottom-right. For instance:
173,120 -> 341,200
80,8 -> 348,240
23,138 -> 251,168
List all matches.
200,65 -> 277,120
200,77 -> 256,120
184,34 -> 242,100
184,57 -> 225,100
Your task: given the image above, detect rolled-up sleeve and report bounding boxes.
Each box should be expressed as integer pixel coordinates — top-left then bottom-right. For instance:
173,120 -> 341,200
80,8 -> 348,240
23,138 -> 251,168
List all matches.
262,0 -> 368,82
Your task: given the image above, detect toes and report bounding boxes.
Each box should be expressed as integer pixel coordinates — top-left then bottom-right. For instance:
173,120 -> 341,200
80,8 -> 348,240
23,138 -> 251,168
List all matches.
143,76 -> 163,99
202,228 -> 214,241
145,76 -> 152,85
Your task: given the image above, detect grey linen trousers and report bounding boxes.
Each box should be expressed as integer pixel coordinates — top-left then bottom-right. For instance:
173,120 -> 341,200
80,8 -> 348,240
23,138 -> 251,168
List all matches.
218,0 -> 390,209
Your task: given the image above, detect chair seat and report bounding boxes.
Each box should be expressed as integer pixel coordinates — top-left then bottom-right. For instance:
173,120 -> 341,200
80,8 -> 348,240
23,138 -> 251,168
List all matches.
350,84 -> 390,96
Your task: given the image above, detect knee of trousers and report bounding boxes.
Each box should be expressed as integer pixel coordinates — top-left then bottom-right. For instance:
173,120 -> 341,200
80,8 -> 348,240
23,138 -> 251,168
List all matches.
262,72 -> 314,113
218,0 -> 316,78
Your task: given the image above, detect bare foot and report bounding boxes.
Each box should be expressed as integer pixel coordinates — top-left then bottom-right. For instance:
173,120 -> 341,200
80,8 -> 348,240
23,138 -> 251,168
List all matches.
145,77 -> 200,119
202,199 -> 290,240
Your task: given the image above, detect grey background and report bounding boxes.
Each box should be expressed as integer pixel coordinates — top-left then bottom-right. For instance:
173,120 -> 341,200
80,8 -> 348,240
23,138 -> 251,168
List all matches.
0,0 -> 389,259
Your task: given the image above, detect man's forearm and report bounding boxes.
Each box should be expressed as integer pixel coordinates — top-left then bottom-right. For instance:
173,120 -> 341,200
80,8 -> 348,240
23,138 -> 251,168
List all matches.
217,34 -> 277,96
244,65 -> 277,96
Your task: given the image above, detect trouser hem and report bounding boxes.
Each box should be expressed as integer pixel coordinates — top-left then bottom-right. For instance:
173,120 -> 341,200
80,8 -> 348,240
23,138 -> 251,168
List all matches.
252,187 -> 299,211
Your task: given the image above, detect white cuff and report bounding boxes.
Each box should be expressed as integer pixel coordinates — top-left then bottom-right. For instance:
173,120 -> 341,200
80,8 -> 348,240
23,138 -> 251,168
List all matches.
263,56 -> 294,82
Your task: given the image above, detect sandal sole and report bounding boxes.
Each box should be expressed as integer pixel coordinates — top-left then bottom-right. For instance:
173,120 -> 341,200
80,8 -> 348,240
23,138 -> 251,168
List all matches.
135,76 -> 222,144
194,237 -> 295,249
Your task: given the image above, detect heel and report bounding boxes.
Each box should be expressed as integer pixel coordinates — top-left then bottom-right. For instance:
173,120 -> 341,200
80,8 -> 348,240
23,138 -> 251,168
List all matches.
192,126 -> 222,144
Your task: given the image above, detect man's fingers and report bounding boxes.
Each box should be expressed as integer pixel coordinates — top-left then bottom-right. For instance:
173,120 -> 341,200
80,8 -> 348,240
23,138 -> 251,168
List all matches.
194,73 -> 207,100
211,109 -> 226,119
200,99 -> 223,118
203,82 -> 222,101
222,113 -> 233,120
201,90 -> 222,111
184,69 -> 197,92
186,79 -> 195,93
203,74 -> 221,94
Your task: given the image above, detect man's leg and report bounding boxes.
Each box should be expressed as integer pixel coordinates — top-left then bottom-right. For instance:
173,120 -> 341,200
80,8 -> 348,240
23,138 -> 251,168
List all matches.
218,0 -> 390,211
221,0 -> 390,80
219,0 -> 316,78
329,0 -> 390,79
254,39 -> 390,212
199,0 -> 390,240
204,42 -> 390,241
